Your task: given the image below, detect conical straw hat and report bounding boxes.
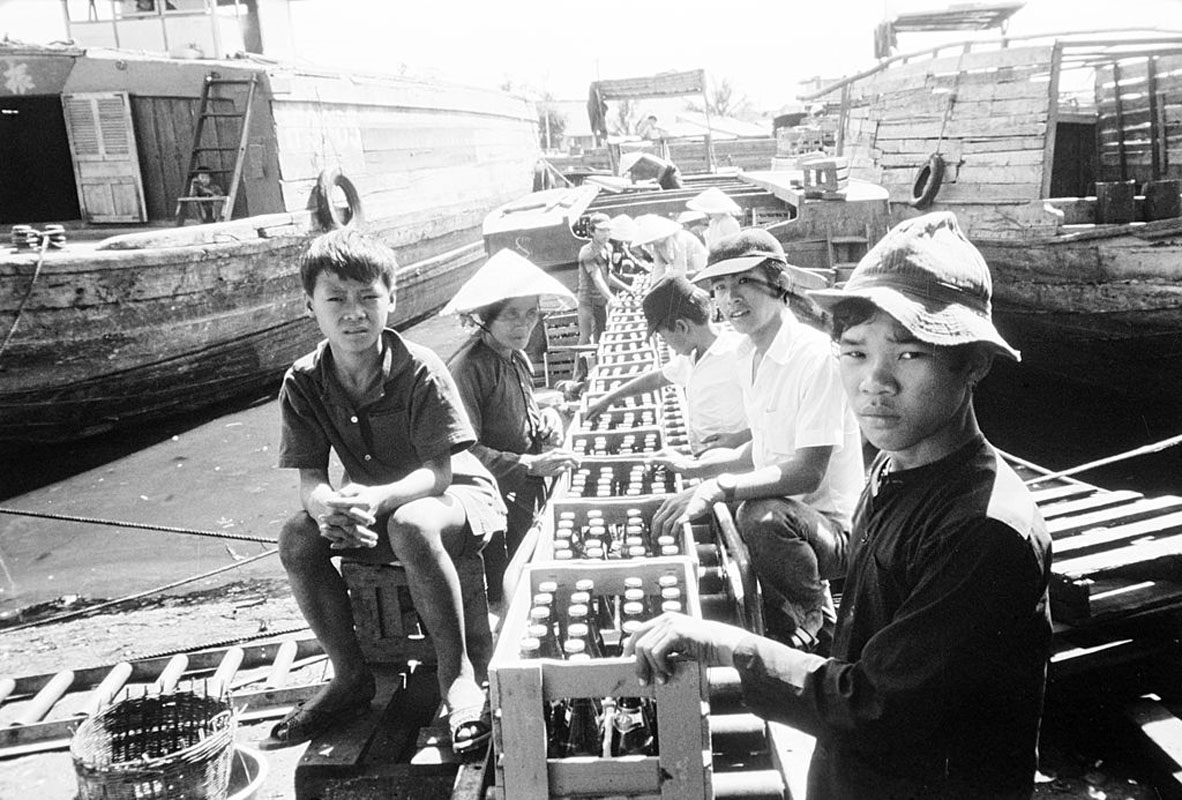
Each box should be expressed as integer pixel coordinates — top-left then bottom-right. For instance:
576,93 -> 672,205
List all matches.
631,214 -> 682,246
686,186 -> 741,215
440,249 -> 576,315
609,214 -> 638,242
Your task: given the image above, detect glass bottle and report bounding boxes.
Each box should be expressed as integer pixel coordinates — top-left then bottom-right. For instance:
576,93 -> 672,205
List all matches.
611,695 -> 655,756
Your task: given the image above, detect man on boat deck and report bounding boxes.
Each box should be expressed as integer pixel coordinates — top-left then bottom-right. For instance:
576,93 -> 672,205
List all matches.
576,213 -> 633,345
267,229 -> 505,756
627,212 -> 1053,800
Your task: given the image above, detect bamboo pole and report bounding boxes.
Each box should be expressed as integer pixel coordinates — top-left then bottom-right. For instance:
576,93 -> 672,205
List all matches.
1024,432 -> 1182,486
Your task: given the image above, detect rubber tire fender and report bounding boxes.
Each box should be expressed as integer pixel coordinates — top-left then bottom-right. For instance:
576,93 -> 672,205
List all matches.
909,153 -> 945,209
315,168 -> 363,229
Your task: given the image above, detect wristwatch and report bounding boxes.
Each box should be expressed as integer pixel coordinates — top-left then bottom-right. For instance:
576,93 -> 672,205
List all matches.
716,473 -> 738,502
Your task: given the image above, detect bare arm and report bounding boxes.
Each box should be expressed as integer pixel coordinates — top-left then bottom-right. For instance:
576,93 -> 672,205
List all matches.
585,369 -> 669,419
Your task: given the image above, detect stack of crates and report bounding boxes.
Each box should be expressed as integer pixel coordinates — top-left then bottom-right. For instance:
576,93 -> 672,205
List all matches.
488,290 -> 719,799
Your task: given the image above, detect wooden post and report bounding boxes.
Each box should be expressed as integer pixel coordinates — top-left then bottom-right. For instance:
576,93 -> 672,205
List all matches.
1147,56 -> 1161,180
1039,42 -> 1063,200
1113,60 -> 1128,182
700,70 -> 716,173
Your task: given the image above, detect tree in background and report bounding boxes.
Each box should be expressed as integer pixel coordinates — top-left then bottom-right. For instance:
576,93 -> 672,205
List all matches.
538,92 -> 567,151
687,77 -> 753,119
610,98 -> 641,137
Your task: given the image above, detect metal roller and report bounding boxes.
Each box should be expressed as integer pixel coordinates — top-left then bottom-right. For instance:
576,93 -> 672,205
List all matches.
712,768 -> 786,799
710,712 -> 770,752
699,592 -> 739,624
698,564 -> 727,594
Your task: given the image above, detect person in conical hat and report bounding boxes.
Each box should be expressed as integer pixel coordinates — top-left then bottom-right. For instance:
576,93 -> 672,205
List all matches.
619,150 -> 684,190
444,249 -> 580,602
607,214 -> 644,280
686,186 -> 741,247
632,213 -> 706,283
677,209 -> 709,246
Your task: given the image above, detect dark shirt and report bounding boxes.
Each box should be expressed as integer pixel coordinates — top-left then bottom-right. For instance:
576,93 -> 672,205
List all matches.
733,435 -> 1052,799
577,242 -> 611,307
447,336 -> 546,505
278,328 -> 492,490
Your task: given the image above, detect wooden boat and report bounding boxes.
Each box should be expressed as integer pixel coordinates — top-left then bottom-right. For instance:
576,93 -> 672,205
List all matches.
0,10 -> 538,443
482,169 -> 893,279
802,21 -> 1182,420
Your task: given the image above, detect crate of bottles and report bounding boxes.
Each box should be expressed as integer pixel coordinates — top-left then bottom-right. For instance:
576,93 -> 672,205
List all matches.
592,363 -> 652,380
578,391 -> 661,416
535,496 -> 698,568
489,557 -> 711,800
595,351 -> 657,370
573,405 -> 660,434
570,426 -> 664,457
563,460 -> 682,501
597,340 -> 654,360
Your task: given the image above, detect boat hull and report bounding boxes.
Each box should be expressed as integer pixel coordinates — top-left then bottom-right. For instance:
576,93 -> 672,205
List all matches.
0,228 -> 485,443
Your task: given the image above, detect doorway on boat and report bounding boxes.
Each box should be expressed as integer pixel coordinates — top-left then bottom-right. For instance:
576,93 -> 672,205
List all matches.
1048,117 -> 1096,198
0,95 -> 81,224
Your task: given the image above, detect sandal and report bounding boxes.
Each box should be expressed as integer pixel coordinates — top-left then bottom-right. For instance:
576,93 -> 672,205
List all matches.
449,700 -> 492,757
258,680 -> 375,751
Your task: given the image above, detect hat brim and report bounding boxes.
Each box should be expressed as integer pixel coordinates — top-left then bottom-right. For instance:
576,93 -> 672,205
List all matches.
690,255 -> 772,284
809,284 -> 1021,361
440,251 -> 577,316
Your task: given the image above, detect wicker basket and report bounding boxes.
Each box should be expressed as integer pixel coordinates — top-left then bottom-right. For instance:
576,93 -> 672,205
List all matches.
71,691 -> 236,800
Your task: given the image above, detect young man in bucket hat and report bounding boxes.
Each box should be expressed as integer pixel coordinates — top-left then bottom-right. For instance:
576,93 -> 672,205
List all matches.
650,228 -> 864,653
576,212 -> 633,345
627,212 -> 1053,799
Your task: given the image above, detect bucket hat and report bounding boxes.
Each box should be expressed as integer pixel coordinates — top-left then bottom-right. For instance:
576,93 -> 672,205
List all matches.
642,276 -> 708,338
440,249 -> 576,316
686,187 -> 741,216
808,212 -> 1019,360
631,214 -> 682,247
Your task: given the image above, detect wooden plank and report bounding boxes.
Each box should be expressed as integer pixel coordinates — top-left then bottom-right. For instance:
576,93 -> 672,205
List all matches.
1031,483 -> 1098,505
1120,697 -> 1182,791
1055,528 -> 1182,579
1040,489 -> 1143,520
549,757 -> 659,797
1047,496 -> 1182,538
490,663 -> 548,800
1052,509 -> 1182,558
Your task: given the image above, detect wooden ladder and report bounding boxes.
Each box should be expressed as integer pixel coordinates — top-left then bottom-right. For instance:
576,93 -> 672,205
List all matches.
827,223 -> 870,285
174,73 -> 259,226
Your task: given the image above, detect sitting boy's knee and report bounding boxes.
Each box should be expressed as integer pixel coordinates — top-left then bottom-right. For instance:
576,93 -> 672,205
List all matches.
736,498 -> 810,542
277,512 -> 321,564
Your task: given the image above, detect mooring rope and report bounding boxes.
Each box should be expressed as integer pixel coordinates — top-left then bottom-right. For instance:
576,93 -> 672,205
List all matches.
0,506 -> 278,544
1,547 -> 279,633
0,234 -> 50,360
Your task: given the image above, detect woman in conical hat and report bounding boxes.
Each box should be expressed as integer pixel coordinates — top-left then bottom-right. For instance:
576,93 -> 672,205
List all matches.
607,214 -> 644,281
443,250 -> 580,602
686,186 -> 741,247
632,213 -> 706,283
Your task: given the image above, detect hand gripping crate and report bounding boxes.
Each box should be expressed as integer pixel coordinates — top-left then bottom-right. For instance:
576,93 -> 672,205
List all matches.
489,557 -> 712,800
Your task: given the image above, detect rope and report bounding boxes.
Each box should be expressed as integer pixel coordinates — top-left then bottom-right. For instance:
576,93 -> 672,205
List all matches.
0,234 -> 49,360
0,507 -> 278,544
1,547 -> 279,633
1023,432 -> 1182,486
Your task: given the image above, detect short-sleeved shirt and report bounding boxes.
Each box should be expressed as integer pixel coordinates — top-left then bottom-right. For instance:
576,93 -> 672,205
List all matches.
447,336 -> 546,503
737,309 -> 863,529
732,436 -> 1052,798
577,241 -> 611,307
278,329 -> 504,536
660,328 -> 747,453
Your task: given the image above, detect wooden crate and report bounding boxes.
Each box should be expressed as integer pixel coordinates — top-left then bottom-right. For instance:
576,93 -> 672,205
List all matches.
571,405 -> 661,433
489,558 -> 712,800
534,495 -> 698,570
564,460 -> 682,501
570,425 -> 664,457
341,560 -> 437,664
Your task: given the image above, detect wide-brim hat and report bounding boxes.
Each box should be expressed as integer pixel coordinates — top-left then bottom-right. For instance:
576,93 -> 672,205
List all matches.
808,212 -> 1020,361
631,214 -> 682,247
686,187 -> 741,216
609,214 -> 637,242
440,249 -> 576,316
691,228 -> 826,293
618,151 -> 647,174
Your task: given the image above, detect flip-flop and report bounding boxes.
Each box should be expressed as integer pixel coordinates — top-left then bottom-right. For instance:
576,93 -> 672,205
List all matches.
449,700 -> 492,757
258,692 -> 374,751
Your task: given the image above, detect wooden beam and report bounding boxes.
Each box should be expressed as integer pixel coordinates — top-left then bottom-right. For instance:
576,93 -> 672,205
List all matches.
1040,42 -> 1063,198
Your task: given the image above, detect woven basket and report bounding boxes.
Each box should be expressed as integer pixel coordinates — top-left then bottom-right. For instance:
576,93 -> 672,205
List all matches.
71,691 -> 236,800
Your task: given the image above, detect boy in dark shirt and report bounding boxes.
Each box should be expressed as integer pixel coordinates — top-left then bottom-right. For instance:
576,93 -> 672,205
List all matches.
266,229 -> 506,755
625,212 -> 1052,799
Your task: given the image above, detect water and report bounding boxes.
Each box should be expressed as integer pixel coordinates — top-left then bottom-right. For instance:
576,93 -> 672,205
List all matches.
2,310 -> 1180,616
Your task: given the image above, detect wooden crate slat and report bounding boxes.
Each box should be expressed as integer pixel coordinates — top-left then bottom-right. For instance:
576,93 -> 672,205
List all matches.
1054,509 -> 1182,558
1055,529 -> 1182,580
1030,483 -> 1099,505
1048,496 -> 1182,539
1040,489 -> 1143,520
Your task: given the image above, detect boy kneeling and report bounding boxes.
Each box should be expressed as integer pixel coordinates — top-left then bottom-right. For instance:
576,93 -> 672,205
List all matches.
265,230 -> 505,756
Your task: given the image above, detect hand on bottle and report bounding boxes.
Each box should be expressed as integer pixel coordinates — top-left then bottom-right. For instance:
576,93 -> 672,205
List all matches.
623,613 -> 746,686
649,484 -> 710,539
646,448 -> 697,475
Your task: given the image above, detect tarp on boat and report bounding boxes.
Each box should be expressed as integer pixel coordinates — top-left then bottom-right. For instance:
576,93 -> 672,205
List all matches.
591,69 -> 706,101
